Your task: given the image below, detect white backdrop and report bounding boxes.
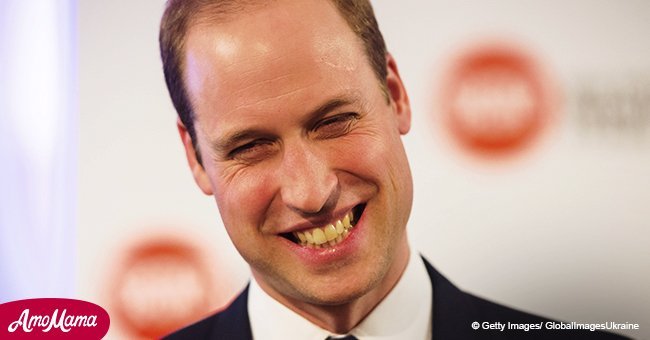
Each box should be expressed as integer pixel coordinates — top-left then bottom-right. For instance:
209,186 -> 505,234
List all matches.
79,1 -> 649,338
1,0 -> 76,303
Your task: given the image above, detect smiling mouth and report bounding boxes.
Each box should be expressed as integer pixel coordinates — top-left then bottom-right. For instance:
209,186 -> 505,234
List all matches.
281,204 -> 365,248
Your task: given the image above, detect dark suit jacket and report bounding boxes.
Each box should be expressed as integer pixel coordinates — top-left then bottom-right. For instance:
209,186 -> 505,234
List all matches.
165,257 -> 631,339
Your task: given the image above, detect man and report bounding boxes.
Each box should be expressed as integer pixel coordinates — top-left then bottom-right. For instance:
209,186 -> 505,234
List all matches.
159,1 -> 629,339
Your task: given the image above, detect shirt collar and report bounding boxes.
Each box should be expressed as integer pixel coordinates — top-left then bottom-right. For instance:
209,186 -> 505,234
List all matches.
248,253 -> 432,340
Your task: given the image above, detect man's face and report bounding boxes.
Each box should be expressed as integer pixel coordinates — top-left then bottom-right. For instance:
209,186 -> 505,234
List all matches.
181,0 -> 413,307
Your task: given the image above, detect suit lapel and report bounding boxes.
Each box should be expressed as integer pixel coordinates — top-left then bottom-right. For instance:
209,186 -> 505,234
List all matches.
422,256 -> 478,340
214,284 -> 253,340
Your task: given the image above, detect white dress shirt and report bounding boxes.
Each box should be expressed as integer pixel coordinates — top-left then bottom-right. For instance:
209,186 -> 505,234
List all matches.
248,252 -> 433,340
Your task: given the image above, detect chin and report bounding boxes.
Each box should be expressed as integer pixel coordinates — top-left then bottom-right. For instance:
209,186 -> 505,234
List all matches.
295,269 -> 384,307
300,286 -> 371,307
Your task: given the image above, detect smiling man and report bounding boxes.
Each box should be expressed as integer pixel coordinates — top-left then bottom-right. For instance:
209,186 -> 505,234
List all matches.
159,1 -> 629,339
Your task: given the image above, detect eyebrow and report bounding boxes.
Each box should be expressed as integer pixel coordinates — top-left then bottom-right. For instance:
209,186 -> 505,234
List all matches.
211,94 -> 359,155
303,96 -> 357,126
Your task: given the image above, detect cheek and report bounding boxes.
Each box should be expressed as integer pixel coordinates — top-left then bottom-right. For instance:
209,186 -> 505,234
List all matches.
333,126 -> 403,181
334,129 -> 413,219
213,167 -> 278,234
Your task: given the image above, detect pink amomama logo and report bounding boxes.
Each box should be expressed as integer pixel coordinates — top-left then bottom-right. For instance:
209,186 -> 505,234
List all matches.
0,298 -> 110,339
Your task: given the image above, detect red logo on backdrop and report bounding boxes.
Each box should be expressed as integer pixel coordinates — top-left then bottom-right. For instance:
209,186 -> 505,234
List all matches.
110,238 -> 215,339
439,42 -> 557,159
0,298 -> 110,339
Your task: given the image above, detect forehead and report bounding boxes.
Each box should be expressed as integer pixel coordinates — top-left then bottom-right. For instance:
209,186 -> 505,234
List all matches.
182,0 -> 371,136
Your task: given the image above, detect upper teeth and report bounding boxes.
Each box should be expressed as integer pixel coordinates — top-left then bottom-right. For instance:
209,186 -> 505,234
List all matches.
293,212 -> 354,247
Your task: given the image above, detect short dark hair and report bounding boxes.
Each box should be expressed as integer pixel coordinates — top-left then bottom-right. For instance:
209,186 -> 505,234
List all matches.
159,0 -> 387,161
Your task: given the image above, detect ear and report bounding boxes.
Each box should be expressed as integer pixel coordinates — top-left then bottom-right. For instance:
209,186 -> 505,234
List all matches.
385,53 -> 412,135
177,119 -> 213,195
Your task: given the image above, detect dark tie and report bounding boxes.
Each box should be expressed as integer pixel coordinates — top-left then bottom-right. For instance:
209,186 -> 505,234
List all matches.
325,336 -> 358,340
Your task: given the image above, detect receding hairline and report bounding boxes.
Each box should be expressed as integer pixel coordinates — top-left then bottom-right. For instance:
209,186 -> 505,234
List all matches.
173,1 -> 272,75
170,0 -> 384,84
179,0 -> 387,113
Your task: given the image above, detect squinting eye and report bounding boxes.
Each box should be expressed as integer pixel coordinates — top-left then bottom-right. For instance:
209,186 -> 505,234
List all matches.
314,113 -> 359,138
229,140 -> 276,163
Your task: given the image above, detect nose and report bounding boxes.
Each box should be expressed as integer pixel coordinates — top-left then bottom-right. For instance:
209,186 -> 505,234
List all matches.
279,141 -> 338,215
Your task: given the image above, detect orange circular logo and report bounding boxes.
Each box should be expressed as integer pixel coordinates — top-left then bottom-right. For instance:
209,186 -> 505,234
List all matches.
439,42 -> 557,159
109,237 -> 217,338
